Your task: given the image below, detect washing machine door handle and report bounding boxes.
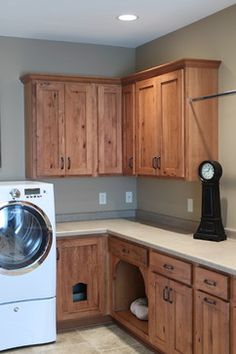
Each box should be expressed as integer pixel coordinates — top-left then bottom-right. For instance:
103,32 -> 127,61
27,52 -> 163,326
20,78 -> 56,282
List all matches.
0,201 -> 53,275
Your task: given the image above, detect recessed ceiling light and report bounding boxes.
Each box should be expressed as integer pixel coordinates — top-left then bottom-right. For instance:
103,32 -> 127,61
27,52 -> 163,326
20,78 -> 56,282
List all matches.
117,14 -> 139,22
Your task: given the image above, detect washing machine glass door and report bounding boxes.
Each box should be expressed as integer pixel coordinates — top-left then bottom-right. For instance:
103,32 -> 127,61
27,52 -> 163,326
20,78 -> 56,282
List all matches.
0,201 -> 52,274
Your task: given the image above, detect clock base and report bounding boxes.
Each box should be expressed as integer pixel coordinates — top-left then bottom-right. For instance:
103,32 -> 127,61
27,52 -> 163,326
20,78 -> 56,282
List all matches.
194,219 -> 226,242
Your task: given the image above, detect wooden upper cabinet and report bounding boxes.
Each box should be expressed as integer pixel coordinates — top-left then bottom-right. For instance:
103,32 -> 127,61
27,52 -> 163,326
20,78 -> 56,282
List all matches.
157,70 -> 185,178
35,81 -> 65,177
135,72 -> 184,178
123,58 -> 220,181
65,83 -> 94,176
21,74 -> 121,178
97,84 -> 122,175
135,78 -> 161,176
122,84 -> 135,175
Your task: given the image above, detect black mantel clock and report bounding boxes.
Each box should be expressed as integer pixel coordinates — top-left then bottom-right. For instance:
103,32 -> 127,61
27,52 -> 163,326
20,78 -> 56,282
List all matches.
194,160 -> 226,242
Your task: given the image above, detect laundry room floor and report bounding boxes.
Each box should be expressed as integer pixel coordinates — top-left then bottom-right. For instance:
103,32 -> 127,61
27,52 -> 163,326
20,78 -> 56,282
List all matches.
6,323 -> 155,353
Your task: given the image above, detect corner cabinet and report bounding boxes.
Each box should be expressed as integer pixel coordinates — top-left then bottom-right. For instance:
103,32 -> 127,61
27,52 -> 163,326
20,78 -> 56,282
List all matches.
122,59 -> 221,181
21,74 -> 122,178
122,84 -> 135,175
56,235 -> 108,329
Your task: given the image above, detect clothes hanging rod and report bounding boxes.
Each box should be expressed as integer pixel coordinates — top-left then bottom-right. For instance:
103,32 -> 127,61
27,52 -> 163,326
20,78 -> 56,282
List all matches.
190,89 -> 236,102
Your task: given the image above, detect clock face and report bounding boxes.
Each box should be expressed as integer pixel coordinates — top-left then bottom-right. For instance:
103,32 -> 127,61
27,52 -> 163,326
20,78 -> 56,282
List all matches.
201,162 -> 215,180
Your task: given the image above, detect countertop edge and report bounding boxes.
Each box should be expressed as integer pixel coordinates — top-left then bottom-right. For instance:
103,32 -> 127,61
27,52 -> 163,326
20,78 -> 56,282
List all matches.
56,223 -> 236,276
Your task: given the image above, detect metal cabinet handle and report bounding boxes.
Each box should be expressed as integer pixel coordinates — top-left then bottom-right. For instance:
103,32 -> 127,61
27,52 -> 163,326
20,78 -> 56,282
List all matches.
60,157 -> 64,170
152,157 -> 157,169
163,286 -> 169,302
163,263 -> 174,271
128,157 -> 133,169
156,155 -> 161,169
204,279 -> 217,287
169,288 -> 173,304
67,157 -> 71,170
204,297 -> 216,306
152,156 -> 161,169
56,248 -> 60,261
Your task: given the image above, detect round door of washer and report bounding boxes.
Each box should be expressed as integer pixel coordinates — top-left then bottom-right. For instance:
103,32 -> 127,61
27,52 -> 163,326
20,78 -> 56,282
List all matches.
0,201 -> 53,275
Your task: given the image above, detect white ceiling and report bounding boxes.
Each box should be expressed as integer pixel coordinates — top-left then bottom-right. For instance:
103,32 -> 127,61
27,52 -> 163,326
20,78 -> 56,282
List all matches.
0,0 -> 235,48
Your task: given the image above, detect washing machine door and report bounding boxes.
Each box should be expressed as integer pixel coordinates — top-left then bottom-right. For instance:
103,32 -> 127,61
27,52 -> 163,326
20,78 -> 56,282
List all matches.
0,201 -> 53,274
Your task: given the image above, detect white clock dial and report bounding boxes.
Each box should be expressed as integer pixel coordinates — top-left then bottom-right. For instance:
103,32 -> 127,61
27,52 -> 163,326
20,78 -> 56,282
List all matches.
201,162 -> 214,180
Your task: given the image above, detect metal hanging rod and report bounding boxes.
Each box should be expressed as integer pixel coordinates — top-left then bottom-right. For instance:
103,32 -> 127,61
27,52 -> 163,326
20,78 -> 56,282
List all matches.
190,89 -> 236,102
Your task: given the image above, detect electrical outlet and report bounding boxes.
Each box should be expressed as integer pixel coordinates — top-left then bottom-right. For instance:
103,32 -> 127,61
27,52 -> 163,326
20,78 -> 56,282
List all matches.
187,198 -> 193,213
99,192 -> 107,205
125,191 -> 133,203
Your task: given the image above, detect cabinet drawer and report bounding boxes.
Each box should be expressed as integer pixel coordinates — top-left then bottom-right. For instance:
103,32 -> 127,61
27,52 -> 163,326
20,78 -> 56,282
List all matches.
195,267 -> 229,300
150,251 -> 192,285
108,237 -> 148,267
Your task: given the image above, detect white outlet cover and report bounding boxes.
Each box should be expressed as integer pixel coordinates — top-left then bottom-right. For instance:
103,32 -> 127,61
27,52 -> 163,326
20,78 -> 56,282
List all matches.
125,191 -> 133,203
99,192 -> 107,205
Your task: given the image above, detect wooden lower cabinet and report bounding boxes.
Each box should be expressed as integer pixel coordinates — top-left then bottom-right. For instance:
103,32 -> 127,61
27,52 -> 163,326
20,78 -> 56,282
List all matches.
57,235 -> 107,327
149,272 -> 193,354
194,290 -> 230,354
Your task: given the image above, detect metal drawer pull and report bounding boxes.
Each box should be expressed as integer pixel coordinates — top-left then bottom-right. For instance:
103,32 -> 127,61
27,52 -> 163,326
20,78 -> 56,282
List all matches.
204,279 -> 217,287
163,263 -> 174,271
163,286 -> 169,302
122,248 -> 130,254
204,297 -> 216,306
169,288 -> 173,304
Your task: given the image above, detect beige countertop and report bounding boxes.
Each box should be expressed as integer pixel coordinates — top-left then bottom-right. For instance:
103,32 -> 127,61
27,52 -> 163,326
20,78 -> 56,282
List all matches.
56,219 -> 236,276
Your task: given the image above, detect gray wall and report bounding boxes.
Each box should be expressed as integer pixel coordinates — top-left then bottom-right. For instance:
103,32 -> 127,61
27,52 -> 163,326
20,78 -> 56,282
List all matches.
0,36 -> 137,216
136,5 -> 236,229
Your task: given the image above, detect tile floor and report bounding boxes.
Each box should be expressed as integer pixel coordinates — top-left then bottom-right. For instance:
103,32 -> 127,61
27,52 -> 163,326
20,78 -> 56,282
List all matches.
5,324 -> 155,353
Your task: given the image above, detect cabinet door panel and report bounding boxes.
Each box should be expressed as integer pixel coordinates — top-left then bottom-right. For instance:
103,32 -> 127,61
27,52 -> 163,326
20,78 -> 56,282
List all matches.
98,85 -> 122,174
122,84 -> 135,175
195,290 -> 229,354
169,280 -> 193,354
65,83 -> 94,175
136,79 -> 160,176
57,237 -> 105,322
36,81 -> 65,176
157,70 -> 185,178
149,273 -> 170,353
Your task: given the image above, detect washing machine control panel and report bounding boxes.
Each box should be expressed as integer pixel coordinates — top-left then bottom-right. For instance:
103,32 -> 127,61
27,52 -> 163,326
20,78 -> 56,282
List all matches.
10,188 -> 21,199
24,188 -> 44,199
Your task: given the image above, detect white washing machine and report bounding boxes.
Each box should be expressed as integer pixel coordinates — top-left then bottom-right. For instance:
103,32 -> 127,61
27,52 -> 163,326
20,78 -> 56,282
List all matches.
0,181 -> 56,351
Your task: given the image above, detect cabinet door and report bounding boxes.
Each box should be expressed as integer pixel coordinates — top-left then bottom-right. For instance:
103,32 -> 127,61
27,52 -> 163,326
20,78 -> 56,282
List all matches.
57,237 -> 105,322
195,290 -> 229,354
65,83 -> 94,175
169,279 -> 193,354
149,273 -> 170,353
36,81 -> 65,176
97,84 -> 122,174
157,70 -> 185,178
122,84 -> 135,175
136,78 -> 161,176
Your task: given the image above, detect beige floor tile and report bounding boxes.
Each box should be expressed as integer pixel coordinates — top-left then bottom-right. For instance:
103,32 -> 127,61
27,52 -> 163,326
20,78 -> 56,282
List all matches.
4,324 -> 153,354
100,346 -> 155,353
79,324 -> 139,350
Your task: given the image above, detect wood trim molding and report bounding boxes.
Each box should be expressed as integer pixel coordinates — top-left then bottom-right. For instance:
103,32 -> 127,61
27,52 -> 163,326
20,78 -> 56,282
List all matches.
122,58 -> 221,84
20,73 -> 121,85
